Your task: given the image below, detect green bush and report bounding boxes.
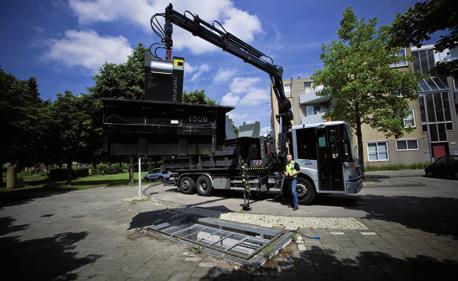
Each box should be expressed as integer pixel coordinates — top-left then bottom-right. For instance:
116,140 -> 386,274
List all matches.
94,163 -> 124,175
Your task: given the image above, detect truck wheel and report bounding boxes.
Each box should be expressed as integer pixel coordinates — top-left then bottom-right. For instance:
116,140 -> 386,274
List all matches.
297,177 -> 316,205
196,175 -> 213,196
179,176 -> 195,194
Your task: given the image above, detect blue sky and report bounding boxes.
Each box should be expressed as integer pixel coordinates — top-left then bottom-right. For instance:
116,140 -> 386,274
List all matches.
0,0 -> 419,133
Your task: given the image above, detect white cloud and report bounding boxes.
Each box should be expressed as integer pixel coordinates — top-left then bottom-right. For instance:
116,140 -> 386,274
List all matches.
221,92 -> 240,106
220,76 -> 269,107
240,87 -> 269,105
68,0 -> 263,55
229,77 -> 261,94
185,63 -> 210,82
260,126 -> 271,136
214,67 -> 237,83
227,110 -> 248,124
184,62 -> 194,74
46,30 -> 132,72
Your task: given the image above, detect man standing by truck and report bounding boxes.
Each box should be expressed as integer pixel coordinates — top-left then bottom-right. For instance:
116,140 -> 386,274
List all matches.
285,154 -> 300,210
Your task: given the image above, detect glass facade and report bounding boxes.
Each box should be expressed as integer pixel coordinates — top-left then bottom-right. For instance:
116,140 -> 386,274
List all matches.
419,92 -> 453,142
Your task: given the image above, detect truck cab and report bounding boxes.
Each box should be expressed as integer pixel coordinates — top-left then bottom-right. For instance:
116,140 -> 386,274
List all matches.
291,121 -> 363,199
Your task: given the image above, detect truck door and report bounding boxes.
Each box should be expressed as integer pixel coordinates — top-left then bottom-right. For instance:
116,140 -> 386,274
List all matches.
316,126 -> 344,191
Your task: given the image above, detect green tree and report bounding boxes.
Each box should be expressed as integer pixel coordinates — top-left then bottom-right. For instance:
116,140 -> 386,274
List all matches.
0,69 -> 55,187
389,0 -> 458,76
90,43 -> 147,99
52,92 -> 102,184
312,7 -> 419,173
183,90 -> 216,105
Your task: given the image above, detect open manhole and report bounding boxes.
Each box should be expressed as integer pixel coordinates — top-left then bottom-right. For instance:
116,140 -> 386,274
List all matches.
146,210 -> 292,268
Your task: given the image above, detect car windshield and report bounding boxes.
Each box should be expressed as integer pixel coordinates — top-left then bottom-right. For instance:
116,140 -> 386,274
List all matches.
161,170 -> 168,174
150,169 -> 160,173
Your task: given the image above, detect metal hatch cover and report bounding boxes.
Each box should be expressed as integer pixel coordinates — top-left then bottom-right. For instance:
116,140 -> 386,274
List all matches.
146,210 -> 292,269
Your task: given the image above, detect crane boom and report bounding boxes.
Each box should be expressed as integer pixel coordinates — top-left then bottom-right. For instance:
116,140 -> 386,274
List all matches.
157,3 -> 292,155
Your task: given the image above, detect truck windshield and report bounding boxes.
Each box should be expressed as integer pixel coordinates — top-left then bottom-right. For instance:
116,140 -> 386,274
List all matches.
342,124 -> 354,162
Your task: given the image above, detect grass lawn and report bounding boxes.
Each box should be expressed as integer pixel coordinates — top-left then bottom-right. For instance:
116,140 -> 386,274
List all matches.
1,171 -> 150,192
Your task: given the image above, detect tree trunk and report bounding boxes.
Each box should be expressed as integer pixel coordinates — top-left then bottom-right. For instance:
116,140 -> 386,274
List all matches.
66,161 -> 73,185
355,109 -> 365,178
6,163 -> 17,189
129,157 -> 134,186
1,162 -> 3,187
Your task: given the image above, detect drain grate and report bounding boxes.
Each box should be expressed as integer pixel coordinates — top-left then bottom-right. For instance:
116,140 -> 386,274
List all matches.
146,210 -> 292,268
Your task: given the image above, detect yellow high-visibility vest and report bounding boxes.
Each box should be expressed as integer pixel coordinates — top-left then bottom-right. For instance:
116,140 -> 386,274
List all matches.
285,161 -> 297,178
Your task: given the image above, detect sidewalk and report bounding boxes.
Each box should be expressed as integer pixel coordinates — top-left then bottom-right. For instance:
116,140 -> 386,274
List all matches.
365,169 -> 425,178
364,169 -> 426,188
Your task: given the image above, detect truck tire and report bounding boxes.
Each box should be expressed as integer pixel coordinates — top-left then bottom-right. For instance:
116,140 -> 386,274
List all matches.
196,175 -> 213,196
297,177 -> 316,205
179,176 -> 195,194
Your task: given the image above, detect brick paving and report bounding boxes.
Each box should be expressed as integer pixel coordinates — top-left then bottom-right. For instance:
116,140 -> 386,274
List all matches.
1,174 -> 458,280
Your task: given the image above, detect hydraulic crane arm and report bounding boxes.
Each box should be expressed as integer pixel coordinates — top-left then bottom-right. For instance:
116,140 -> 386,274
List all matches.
152,4 -> 293,155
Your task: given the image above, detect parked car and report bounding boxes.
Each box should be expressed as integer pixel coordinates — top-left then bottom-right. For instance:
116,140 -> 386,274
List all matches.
425,155 -> 458,179
143,169 -> 171,181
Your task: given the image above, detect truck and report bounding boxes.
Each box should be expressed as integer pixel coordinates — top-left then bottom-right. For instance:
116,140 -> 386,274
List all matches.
102,4 -> 363,205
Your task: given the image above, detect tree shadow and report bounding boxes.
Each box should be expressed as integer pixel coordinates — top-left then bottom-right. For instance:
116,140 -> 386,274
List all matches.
364,174 -> 389,182
0,189 -> 72,210
129,205 -> 233,230
314,194 -> 458,239
0,231 -> 101,281
200,246 -> 458,281
0,216 -> 29,235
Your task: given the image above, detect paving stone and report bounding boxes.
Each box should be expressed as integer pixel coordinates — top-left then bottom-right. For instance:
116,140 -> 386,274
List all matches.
198,262 -> 216,268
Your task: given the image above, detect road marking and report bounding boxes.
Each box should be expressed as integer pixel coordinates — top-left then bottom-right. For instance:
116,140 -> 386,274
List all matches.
185,257 -> 201,262
360,232 -> 377,236
330,232 -> 345,235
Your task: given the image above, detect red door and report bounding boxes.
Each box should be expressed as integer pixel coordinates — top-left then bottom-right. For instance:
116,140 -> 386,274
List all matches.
432,143 -> 447,158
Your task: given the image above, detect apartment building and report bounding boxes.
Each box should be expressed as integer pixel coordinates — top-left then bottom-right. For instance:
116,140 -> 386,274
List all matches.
270,44 -> 458,167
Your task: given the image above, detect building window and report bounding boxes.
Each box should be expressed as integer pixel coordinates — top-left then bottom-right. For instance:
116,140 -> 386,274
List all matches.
403,108 -> 416,128
419,92 -> 453,137
304,81 -> 313,94
367,141 -> 389,161
412,48 -> 436,75
396,139 -> 419,151
284,84 -> 291,97
390,49 -> 408,68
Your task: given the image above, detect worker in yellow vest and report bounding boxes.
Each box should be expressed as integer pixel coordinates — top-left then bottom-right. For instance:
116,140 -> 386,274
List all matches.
285,154 -> 300,210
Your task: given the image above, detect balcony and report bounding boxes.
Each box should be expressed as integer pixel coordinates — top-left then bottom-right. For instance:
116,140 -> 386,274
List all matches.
299,86 -> 329,105
302,113 -> 326,124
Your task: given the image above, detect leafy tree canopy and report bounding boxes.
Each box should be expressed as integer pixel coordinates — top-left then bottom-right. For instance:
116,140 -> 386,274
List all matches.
312,7 -> 419,169
389,0 -> 458,76
183,90 -> 217,105
89,43 -> 147,99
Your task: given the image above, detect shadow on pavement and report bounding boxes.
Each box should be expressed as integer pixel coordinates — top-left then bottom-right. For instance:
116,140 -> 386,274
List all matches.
0,216 -> 29,236
0,189 -> 72,210
200,246 -> 458,281
129,205 -> 232,230
0,231 -> 101,281
314,194 -> 458,239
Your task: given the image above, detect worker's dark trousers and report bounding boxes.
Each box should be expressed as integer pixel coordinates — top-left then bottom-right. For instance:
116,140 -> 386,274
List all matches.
290,178 -> 298,208
283,177 -> 298,207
